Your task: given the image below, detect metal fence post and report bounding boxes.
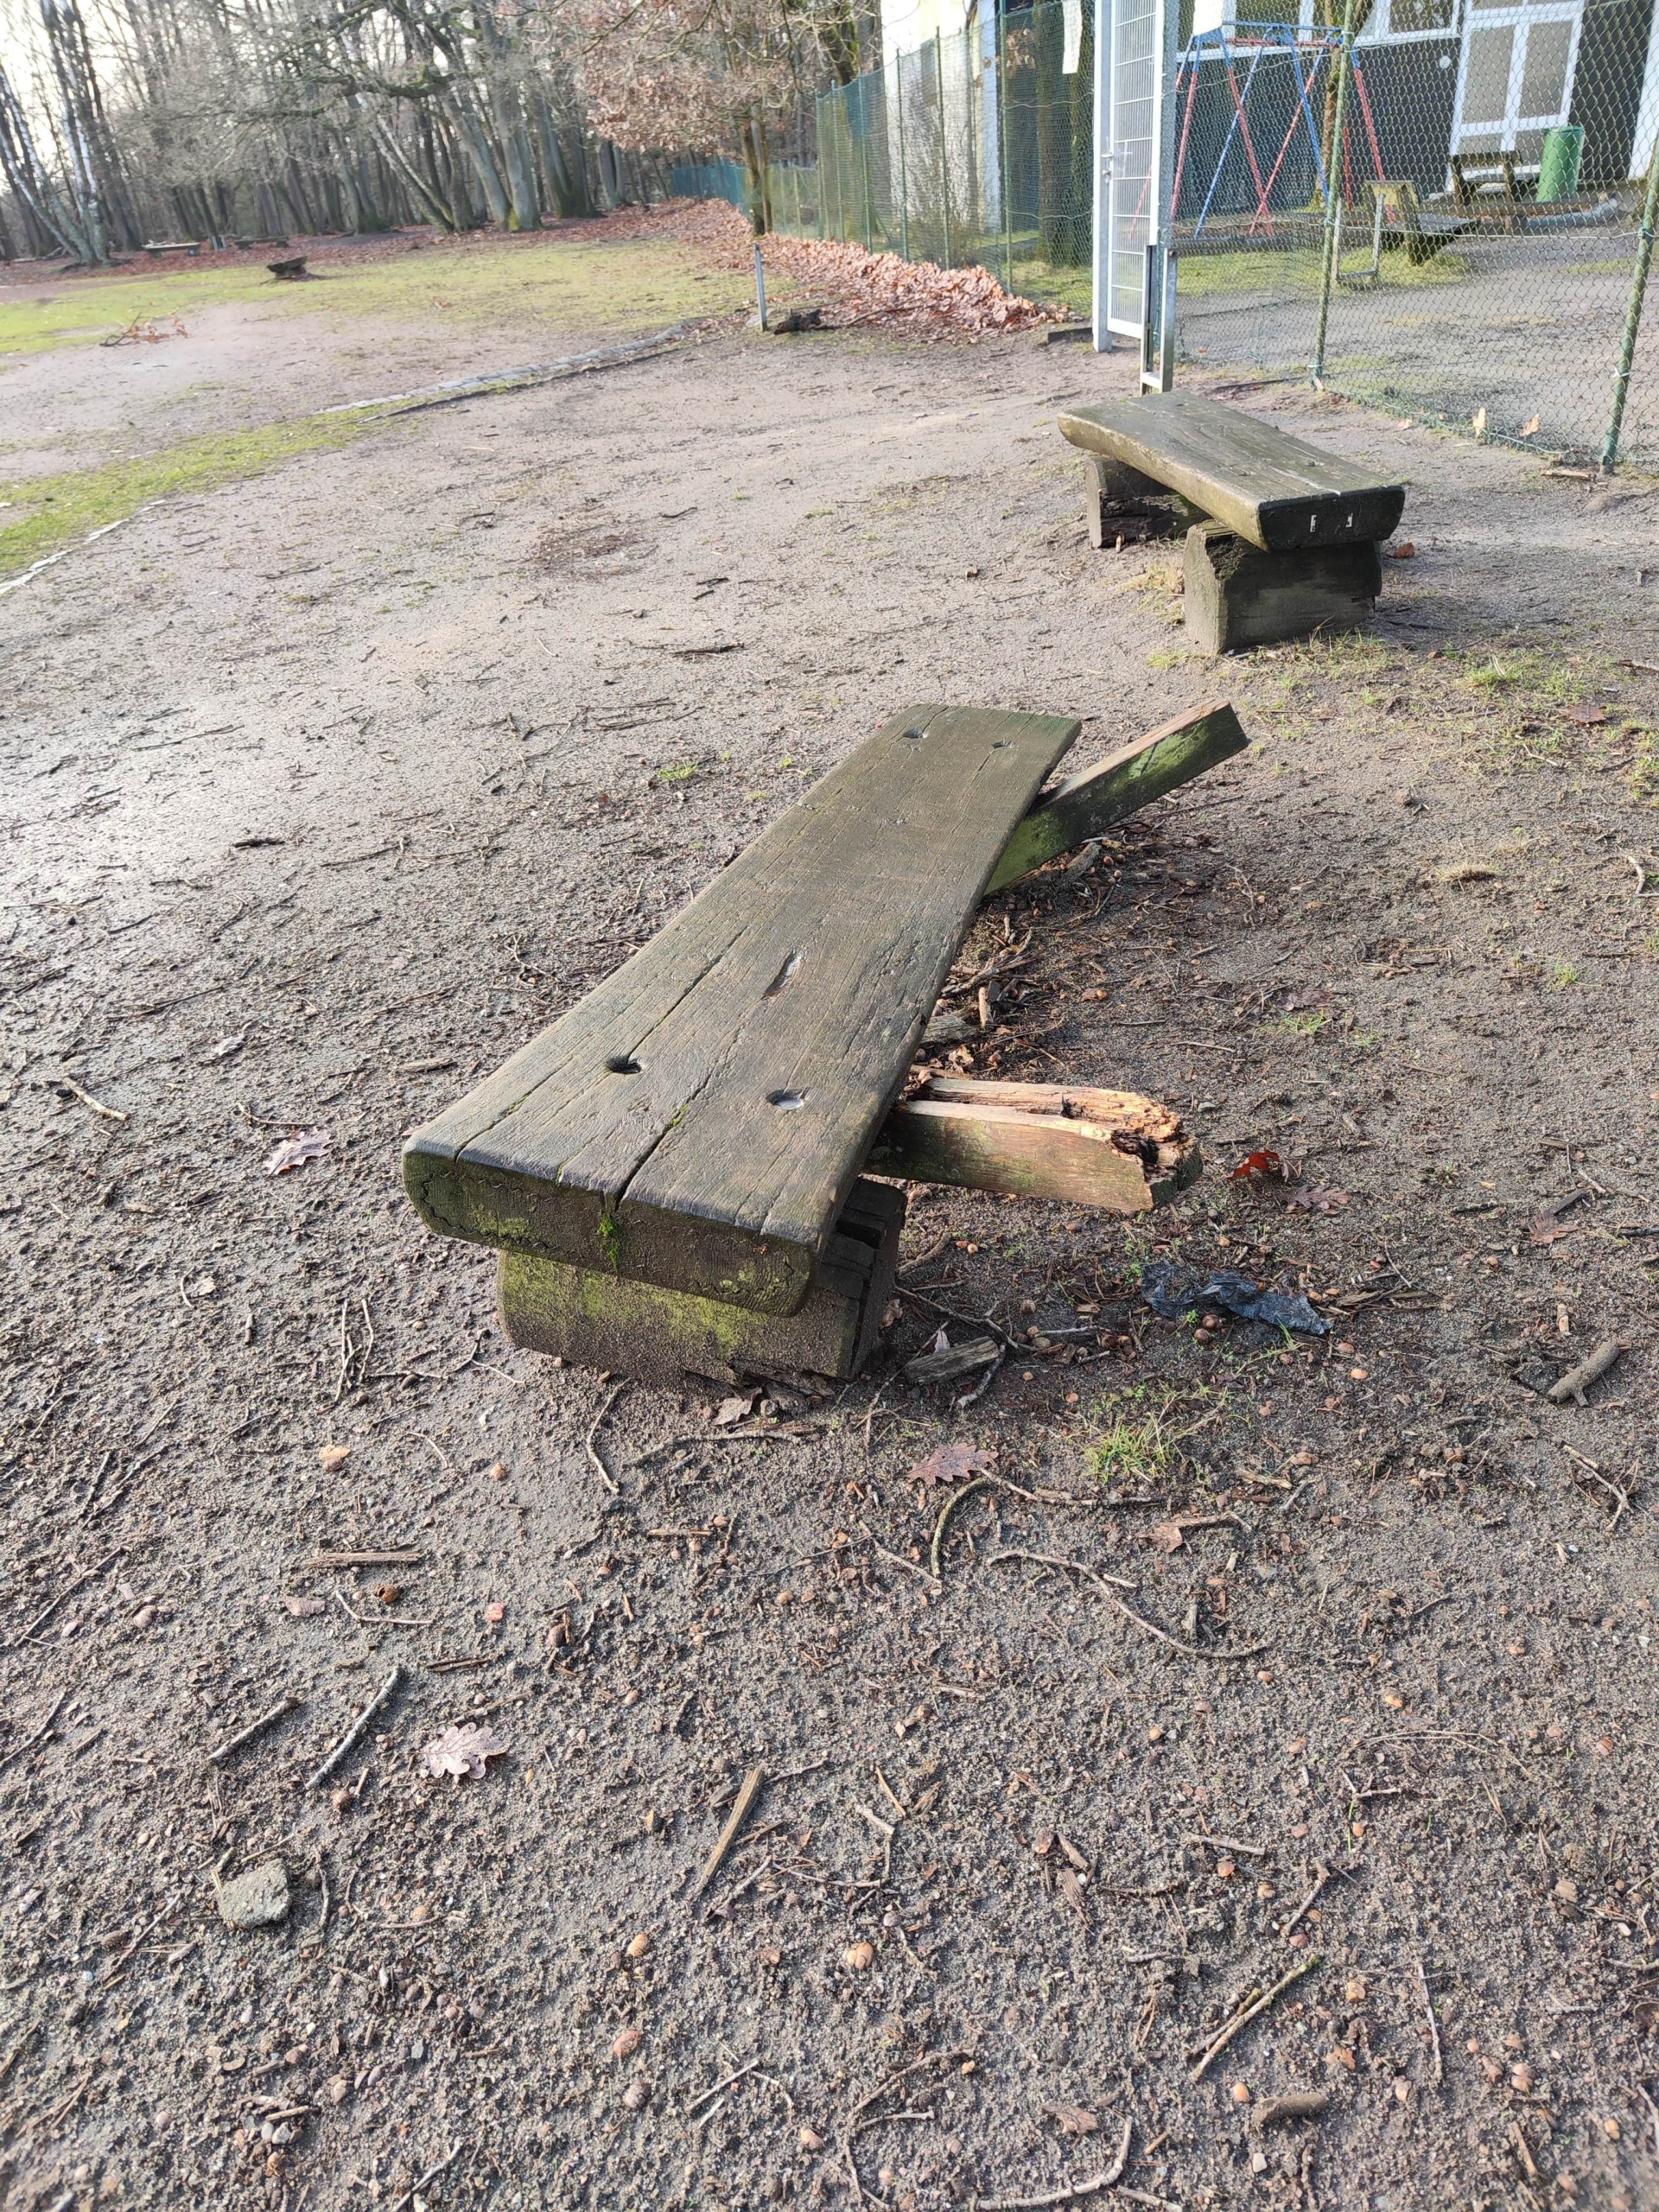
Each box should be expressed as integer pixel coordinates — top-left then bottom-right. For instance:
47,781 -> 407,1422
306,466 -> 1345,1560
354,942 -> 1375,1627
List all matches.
1312,0 -> 1357,385
999,5 -> 1014,291
1604,156 -> 1659,473
896,56 -> 912,261
938,29 -> 953,266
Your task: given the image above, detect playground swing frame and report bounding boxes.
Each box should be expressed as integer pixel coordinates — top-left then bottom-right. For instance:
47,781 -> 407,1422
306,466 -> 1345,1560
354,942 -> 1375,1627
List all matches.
1172,21 -> 1385,245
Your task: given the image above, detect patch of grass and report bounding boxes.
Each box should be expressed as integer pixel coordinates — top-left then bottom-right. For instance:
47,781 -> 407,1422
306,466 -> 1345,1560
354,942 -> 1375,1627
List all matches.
1264,1009 -> 1329,1038
1467,659 -> 1519,691
1176,243 -> 1473,299
1546,959 -> 1580,989
0,413 -> 369,576
1630,735 -> 1659,804
1085,1385 -> 1180,1488
0,233 -> 753,359
656,761 -> 700,783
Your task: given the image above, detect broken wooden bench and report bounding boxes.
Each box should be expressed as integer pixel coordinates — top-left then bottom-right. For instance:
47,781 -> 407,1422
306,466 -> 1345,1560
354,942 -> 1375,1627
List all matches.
404,698 -> 1245,1385
1057,391 -> 1407,655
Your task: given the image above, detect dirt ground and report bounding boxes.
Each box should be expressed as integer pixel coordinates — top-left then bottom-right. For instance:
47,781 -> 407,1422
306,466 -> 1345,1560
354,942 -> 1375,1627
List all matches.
4,229 -> 1659,2212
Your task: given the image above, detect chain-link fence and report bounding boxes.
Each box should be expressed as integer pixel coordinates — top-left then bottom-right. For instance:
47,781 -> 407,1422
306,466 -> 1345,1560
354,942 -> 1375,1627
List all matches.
679,0 -> 1659,466
675,0 -> 1096,315
1170,9 -> 1659,467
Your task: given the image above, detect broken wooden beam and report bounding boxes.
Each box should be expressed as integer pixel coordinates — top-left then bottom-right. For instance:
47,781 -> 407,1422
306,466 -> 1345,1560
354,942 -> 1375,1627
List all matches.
867,1077 -> 1198,1211
986,700 -> 1246,892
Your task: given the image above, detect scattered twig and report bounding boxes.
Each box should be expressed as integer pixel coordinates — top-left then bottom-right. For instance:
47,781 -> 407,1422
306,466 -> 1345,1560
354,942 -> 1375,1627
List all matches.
931,1477 -> 1000,1581
1282,1864 -> 1332,1936
695,1767 -> 764,1896
1547,1337 -> 1626,1405
207,1694 -> 302,1768
307,1548 -> 424,1570
309,1665 -> 402,1790
1255,2091 -> 1330,2128
330,1586 -> 441,1630
7,1550 -> 123,1649
1182,1833 -> 1273,1859
0,1689 -> 69,1776
586,1382 -> 627,1493
0,2023 -> 41,2087
976,2116 -> 1133,2209
1191,1955 -> 1322,2082
989,1547 -> 1137,1593
54,1073 -> 129,1124
387,2143 -> 461,2212
688,2061 -> 762,2113
988,1550 -> 1267,1662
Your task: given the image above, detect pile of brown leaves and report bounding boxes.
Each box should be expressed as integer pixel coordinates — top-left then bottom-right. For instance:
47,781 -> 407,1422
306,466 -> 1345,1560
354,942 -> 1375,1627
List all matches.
597,197 -> 1063,340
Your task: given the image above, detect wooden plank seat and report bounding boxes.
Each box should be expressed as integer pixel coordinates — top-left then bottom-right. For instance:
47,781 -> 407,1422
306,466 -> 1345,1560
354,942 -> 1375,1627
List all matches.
1058,391 -> 1407,655
406,699 -> 1246,1383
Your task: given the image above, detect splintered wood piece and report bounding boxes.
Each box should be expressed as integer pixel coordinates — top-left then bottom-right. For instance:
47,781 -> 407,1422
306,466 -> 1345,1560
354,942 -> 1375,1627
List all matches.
868,1078 -> 1198,1212
1058,391 -> 1406,552
405,706 -> 1078,1317
498,1179 -> 906,1384
1183,522 -> 1382,656
986,700 -> 1247,891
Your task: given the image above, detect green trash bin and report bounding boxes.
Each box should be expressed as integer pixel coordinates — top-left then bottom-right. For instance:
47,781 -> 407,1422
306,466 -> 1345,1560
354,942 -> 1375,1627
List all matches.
1537,124 -> 1585,203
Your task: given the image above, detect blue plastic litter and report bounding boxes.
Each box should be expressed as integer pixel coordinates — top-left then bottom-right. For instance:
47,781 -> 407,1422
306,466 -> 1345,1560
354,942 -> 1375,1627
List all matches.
1141,1262 -> 1330,1336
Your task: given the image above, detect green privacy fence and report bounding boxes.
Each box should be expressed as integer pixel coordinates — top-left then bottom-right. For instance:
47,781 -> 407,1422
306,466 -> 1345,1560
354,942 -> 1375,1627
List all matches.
676,0 -> 1096,315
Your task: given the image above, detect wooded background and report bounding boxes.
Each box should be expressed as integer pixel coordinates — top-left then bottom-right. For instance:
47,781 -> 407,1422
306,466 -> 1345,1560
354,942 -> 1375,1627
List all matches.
0,0 -> 869,260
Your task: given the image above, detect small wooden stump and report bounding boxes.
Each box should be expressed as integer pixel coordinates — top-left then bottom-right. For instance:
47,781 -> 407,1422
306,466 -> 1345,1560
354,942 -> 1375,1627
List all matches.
499,1179 -> 906,1385
1183,520 -> 1382,655
268,256 -> 309,281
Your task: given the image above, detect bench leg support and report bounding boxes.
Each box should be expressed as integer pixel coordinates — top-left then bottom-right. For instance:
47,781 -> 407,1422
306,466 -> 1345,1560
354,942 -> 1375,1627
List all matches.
1084,455 -> 1196,549
1182,520 -> 1383,655
499,1179 -> 906,1386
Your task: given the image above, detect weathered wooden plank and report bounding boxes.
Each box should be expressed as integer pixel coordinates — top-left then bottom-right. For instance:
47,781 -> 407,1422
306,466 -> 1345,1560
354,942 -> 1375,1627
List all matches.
985,701 -> 1247,892
405,705 -> 1079,1317
868,1078 -> 1198,1211
498,1179 -> 906,1384
1183,523 -> 1382,655
1058,391 -> 1405,553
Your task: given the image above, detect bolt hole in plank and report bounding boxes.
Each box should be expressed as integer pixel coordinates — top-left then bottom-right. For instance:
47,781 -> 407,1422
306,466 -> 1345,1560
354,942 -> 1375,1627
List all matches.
765,951 -> 803,997
768,1090 -> 807,1110
605,1056 -> 641,1075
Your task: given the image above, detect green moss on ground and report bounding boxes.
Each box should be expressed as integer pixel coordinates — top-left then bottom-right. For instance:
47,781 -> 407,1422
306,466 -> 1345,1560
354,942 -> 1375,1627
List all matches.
0,414 -> 367,576
0,234 -> 751,359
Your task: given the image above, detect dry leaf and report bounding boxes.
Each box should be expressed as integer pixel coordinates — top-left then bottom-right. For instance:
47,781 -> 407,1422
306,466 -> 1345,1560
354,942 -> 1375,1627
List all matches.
1565,704 -> 1609,726
318,1443 -> 350,1471
1045,2101 -> 1098,2138
612,2027 -> 643,2060
714,1393 -> 756,1427
265,1130 -> 328,1175
1529,1212 -> 1573,1244
1286,1184 -> 1351,1213
908,1441 -> 994,1490
1389,541 -> 1416,560
1149,1521 -> 1185,1554
842,1941 -> 875,1971
283,1595 -> 325,1618
373,1584 -> 402,1605
1520,415 -> 1540,436
420,1721 -> 508,1782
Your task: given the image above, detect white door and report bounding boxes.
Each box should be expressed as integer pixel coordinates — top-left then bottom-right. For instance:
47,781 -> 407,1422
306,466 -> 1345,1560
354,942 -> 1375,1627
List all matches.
1096,0 -> 1162,339
1452,0 -> 1582,159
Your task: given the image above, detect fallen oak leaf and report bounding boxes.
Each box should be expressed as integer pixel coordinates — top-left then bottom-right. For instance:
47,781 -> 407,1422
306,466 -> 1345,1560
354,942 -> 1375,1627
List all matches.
318,1443 -> 351,1471
908,1440 -> 994,1490
1044,2101 -> 1099,2137
283,1595 -> 325,1618
266,1130 -> 328,1175
1564,704 -> 1610,726
1286,1184 -> 1351,1213
420,1721 -> 508,1782
1150,1521 -> 1185,1554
